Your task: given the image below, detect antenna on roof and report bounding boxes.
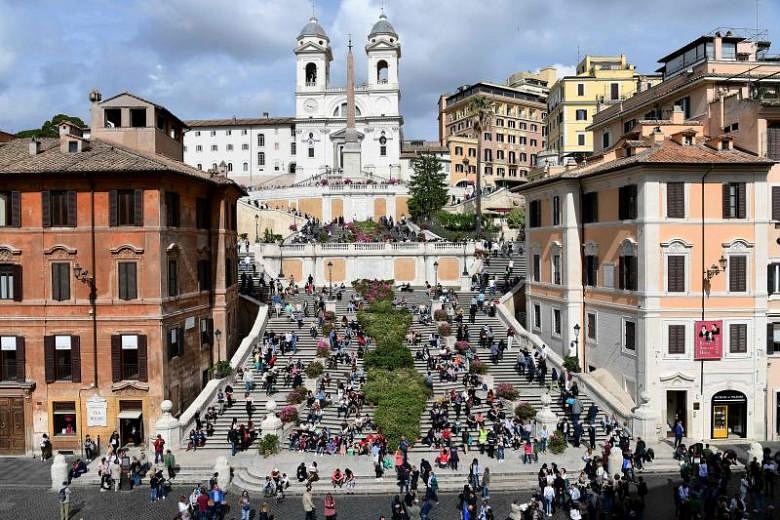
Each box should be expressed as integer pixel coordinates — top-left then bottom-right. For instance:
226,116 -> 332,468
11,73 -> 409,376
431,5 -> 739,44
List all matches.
577,45 -> 581,64
310,0 -> 316,18
755,0 -> 760,33
380,0 -> 385,14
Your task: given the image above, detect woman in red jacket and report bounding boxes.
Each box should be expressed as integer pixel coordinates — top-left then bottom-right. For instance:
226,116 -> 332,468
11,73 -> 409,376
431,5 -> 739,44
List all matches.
324,492 -> 337,520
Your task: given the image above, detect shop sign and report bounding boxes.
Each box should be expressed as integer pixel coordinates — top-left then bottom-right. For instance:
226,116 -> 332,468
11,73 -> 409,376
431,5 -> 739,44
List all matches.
86,395 -> 107,427
694,320 -> 722,360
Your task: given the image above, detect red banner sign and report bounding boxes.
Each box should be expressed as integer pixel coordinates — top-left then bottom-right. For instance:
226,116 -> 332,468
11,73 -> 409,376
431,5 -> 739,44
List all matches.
694,320 -> 723,360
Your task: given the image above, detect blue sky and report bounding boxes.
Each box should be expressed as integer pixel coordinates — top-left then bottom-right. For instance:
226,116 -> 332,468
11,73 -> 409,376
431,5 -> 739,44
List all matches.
1,0 -> 778,139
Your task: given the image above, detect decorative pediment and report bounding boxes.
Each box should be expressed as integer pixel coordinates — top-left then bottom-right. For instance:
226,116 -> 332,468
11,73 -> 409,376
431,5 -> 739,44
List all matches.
583,241 -> 599,257
0,244 -> 21,262
661,239 -> 693,253
619,238 -> 638,257
196,245 -> 211,256
365,40 -> 399,52
295,42 -> 328,54
721,239 -> 754,252
43,244 -> 77,256
111,381 -> 150,393
529,242 -> 542,254
329,128 -> 365,141
110,244 -> 145,257
659,372 -> 696,386
166,243 -> 181,255
550,241 -> 562,252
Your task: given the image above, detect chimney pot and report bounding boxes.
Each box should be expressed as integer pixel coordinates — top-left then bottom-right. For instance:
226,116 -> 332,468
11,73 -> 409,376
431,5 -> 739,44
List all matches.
28,138 -> 41,156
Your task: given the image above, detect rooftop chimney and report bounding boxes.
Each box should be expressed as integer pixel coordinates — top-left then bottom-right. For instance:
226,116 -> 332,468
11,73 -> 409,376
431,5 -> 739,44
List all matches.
671,105 -> 685,124
28,137 -> 41,156
262,112 -> 269,119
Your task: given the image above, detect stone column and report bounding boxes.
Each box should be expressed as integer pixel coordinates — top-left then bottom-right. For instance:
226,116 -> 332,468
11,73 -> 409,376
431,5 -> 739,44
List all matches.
154,400 -> 181,451
260,400 -> 285,441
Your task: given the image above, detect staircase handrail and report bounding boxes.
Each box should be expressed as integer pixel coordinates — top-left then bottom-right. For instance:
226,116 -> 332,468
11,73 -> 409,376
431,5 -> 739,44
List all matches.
177,300 -> 269,438
495,284 -> 633,425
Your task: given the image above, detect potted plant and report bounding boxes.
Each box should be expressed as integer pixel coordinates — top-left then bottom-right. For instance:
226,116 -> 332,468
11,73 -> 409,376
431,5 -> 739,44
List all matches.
513,401 -> 537,422
287,386 -> 307,405
279,405 -> 299,424
495,382 -> 519,401
305,361 -> 325,379
258,434 -> 280,457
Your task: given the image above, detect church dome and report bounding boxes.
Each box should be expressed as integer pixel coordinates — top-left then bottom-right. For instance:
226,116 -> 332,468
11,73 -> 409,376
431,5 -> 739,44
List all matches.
369,13 -> 397,39
298,16 -> 329,41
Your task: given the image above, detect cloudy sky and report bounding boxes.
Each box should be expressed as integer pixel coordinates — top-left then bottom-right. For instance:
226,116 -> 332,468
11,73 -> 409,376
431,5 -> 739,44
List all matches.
1,0 -> 778,139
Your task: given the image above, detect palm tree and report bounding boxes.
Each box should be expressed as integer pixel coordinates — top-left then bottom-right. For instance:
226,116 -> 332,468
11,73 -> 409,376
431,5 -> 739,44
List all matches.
468,96 -> 494,239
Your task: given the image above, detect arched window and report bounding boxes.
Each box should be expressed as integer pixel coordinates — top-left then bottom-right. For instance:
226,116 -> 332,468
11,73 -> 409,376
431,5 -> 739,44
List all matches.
333,103 -> 362,117
227,162 -> 233,172
196,163 -> 202,170
377,60 -> 389,83
305,63 -> 317,85
242,162 -> 248,172
379,132 -> 387,156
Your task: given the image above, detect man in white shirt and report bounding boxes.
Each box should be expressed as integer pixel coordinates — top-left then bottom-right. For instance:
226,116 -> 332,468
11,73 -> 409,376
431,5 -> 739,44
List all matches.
543,483 -> 555,517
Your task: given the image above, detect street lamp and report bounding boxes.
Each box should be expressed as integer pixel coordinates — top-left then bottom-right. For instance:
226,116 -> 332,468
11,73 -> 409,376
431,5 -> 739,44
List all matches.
570,323 -> 581,360
433,261 -> 439,290
254,214 -> 260,243
278,239 -> 285,278
462,242 -> 469,276
327,261 -> 333,299
704,255 -> 728,282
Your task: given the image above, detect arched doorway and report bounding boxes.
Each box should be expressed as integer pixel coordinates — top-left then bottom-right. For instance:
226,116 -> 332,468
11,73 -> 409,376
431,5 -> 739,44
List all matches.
711,390 -> 747,439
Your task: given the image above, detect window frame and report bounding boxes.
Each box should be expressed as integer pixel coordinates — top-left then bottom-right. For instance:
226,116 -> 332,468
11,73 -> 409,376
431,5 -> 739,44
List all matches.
552,308 -> 562,337
622,318 -> 637,354
727,322 -> 748,355
666,323 -> 687,356
532,303 -> 541,331
51,262 -> 71,302
586,312 -> 597,342
118,261 -> 138,301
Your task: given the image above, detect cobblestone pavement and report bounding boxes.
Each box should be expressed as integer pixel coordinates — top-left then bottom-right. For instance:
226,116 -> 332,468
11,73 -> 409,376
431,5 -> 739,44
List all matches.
4,474 -> 766,520
0,455 -> 56,488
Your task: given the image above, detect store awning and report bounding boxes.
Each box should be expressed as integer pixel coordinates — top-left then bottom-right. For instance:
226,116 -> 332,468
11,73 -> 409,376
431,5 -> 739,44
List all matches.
117,410 -> 142,420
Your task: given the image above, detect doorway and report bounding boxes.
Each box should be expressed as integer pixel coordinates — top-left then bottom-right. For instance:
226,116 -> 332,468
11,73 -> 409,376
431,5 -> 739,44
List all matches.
666,390 -> 687,437
118,400 -> 143,446
0,397 -> 25,454
711,390 -> 747,439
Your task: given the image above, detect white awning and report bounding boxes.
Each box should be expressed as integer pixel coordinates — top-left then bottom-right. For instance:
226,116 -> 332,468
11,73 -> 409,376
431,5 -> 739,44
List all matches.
117,410 -> 142,420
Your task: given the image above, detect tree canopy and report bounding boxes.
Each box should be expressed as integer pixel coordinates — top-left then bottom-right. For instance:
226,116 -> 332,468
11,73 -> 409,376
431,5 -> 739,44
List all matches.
407,153 -> 448,222
16,114 -> 87,138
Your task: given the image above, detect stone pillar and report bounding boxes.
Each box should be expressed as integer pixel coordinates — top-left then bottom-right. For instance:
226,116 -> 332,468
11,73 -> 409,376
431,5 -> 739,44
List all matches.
534,392 -> 558,437
608,446 -> 624,476
154,400 -> 181,451
214,456 -> 231,489
50,453 -> 69,491
631,391 -> 658,440
260,400 -> 285,441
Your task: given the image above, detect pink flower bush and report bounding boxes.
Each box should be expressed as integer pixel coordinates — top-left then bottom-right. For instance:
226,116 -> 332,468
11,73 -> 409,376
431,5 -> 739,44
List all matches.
280,405 -> 299,423
437,322 -> 451,337
289,223 -> 298,231
352,279 -> 395,304
495,383 -> 519,400
316,345 -> 330,358
454,340 -> 470,352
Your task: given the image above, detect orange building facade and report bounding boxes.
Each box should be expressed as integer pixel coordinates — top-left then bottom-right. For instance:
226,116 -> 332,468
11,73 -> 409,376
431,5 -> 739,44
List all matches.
0,91 -> 244,455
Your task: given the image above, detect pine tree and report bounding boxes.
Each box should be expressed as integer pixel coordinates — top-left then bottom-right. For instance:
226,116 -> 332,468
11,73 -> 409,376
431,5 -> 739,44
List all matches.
407,153 -> 448,223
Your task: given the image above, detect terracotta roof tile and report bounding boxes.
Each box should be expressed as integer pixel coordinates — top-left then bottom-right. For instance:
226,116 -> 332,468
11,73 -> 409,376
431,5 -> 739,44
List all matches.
186,117 -> 295,128
0,137 -> 246,192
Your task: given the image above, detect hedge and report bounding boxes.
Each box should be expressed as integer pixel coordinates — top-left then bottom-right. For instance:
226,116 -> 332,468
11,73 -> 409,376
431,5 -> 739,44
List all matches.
363,368 -> 431,450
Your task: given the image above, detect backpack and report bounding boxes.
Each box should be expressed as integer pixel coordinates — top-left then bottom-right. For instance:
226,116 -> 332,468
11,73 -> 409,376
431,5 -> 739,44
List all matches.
58,487 -> 67,502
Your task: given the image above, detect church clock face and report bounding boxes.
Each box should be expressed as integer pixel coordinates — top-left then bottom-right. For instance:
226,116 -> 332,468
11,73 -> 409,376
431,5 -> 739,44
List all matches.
304,98 -> 318,114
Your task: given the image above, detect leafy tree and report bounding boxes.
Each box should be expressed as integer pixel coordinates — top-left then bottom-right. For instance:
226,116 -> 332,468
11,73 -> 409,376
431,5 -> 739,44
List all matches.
16,114 -> 86,138
507,207 -> 525,229
407,153 -> 448,222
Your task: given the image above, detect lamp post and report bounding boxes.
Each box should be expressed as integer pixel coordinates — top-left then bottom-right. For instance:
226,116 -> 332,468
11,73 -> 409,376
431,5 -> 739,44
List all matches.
278,239 -> 285,278
254,214 -> 260,243
214,328 -> 222,364
462,241 -> 469,276
703,255 -> 728,288
327,261 -> 333,300
571,323 -> 581,360
433,261 -> 439,291
462,158 -> 470,202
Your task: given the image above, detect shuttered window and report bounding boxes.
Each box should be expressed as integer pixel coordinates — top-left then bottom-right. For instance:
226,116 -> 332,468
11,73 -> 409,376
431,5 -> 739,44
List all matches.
768,123 -> 780,161
729,255 -> 747,292
773,186 -> 780,221
532,255 -> 541,282
112,335 -> 147,382
168,259 -> 178,297
165,191 -> 181,227
768,323 -> 780,354
529,200 -> 542,228
618,185 -> 638,220
44,335 -> 80,383
667,256 -> 685,292
667,182 -> 685,218
618,256 -> 638,291
587,313 -> 596,340
729,323 -> 747,353
51,263 -> 70,301
118,262 -> 137,300
769,263 -> 780,295
0,191 -> 21,227
624,320 -> 636,351
198,259 -> 212,292
0,264 -> 21,301
0,336 -> 24,381
722,182 -> 746,219
584,255 -> 598,286
552,196 -> 561,226
167,327 -> 185,360
668,325 -> 686,354
43,190 -> 76,227
582,192 -> 598,223
109,190 -> 144,226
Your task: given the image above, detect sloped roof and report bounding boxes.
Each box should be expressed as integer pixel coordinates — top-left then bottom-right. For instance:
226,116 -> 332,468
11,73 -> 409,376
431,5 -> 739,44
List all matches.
186,117 -> 294,128
369,14 -> 397,38
0,137 -> 246,192
298,16 -> 329,41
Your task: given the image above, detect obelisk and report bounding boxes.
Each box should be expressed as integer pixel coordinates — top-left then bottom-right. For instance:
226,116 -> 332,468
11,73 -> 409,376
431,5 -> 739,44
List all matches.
341,36 -> 362,178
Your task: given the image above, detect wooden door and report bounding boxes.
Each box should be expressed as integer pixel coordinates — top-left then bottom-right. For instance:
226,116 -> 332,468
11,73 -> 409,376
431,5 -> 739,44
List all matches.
712,405 -> 729,439
0,398 -> 26,454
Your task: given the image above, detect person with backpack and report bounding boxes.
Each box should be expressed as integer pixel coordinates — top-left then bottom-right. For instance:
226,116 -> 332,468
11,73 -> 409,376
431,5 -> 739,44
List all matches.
152,434 -> 166,464
40,433 -> 52,461
58,481 -> 71,520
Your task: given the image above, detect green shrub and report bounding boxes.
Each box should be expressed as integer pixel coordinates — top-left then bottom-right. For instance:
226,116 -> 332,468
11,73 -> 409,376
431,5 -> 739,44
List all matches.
258,434 -> 280,457
305,361 -> 324,379
563,356 -> 581,373
548,431 -> 567,454
514,402 -> 537,421
209,360 -> 232,379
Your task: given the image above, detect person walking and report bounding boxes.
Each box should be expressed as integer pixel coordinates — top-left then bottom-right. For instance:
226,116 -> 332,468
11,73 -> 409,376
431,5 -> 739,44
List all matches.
672,419 -> 685,448
163,449 -> 177,479
58,481 -> 71,520
238,490 -> 252,520
153,434 -> 166,464
303,484 -> 316,520
324,492 -> 337,520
